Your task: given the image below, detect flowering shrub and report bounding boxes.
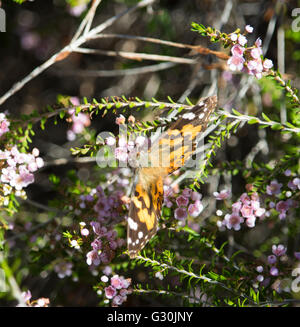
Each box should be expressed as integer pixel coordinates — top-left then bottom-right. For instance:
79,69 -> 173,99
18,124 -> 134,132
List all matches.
0,0 -> 300,308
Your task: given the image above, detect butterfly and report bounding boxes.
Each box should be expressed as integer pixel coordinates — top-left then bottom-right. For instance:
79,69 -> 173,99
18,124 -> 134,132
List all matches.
127,96 -> 218,258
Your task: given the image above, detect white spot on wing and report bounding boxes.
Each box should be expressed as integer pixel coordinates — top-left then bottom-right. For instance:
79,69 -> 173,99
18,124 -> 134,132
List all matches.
182,112 -> 196,120
199,113 -> 205,119
138,231 -> 143,239
128,217 -> 138,231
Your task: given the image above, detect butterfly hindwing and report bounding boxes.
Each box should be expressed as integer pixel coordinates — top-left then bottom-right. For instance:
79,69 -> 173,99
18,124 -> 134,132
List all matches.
127,176 -> 163,258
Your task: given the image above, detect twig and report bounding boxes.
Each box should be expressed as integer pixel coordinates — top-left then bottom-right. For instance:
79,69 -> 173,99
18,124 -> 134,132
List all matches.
74,47 -> 197,64
0,0 -> 156,106
52,62 -> 177,77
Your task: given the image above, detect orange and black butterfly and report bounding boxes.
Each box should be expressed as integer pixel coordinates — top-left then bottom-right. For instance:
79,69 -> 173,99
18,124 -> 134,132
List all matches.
127,96 -> 218,258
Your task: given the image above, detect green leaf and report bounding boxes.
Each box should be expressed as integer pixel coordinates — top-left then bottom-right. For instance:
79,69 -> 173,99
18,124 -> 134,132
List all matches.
248,118 -> 259,125
262,112 -> 271,122
271,123 -> 283,130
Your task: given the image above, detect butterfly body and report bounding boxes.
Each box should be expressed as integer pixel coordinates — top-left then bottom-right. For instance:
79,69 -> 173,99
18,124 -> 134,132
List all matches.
127,96 -> 217,258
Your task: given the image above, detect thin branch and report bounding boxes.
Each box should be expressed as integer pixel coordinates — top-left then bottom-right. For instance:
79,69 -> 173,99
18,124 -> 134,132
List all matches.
52,62 -> 177,77
74,47 -> 197,64
0,0 -> 157,106
71,0 -> 102,42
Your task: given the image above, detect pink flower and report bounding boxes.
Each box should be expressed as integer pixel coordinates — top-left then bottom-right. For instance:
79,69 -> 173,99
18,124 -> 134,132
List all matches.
191,191 -> 202,202
80,228 -> 90,236
176,195 -> 189,207
250,48 -> 261,59
272,244 -> 286,257
245,25 -> 254,33
232,201 -> 242,213
86,250 -> 100,266
112,295 -> 125,306
22,290 -> 32,302
174,207 -> 188,221
120,278 -> 131,289
256,266 -> 263,273
268,255 -> 277,265
188,200 -> 203,217
105,286 -> 117,299
111,275 -> 123,289
116,115 -> 126,125
240,204 -> 254,218
263,59 -> 273,70
254,207 -> 266,218
255,38 -> 262,47
213,189 -> 231,200
270,267 -> 279,276
245,216 -> 256,228
0,113 -> 10,137
230,33 -> 238,41
266,180 -> 282,195
223,213 -> 244,231
240,193 -> 251,205
227,55 -> 245,71
182,188 -> 192,198
231,44 -> 245,57
275,201 -> 289,219
238,35 -> 247,46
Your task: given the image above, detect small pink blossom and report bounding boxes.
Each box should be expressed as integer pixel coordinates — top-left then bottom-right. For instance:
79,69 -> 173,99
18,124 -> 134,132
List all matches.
176,195 -> 189,207
250,48 -> 261,59
182,188 -> 192,198
86,250 -> 101,266
213,189 -> 231,200
188,200 -> 203,217
0,113 -> 10,137
245,25 -> 254,33
268,255 -> 277,265
111,275 -> 123,289
230,33 -> 238,41
191,191 -> 202,202
245,216 -> 256,228
105,285 -> 117,299
22,290 -> 32,302
240,204 -> 254,218
174,207 -> 188,221
272,244 -> 286,257
266,180 -> 282,195
116,115 -> 126,125
227,55 -> 245,71
238,35 -> 247,46
270,267 -> 279,276
263,59 -> 273,70
223,213 -> 244,231
255,38 -> 262,47
231,44 -> 245,57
